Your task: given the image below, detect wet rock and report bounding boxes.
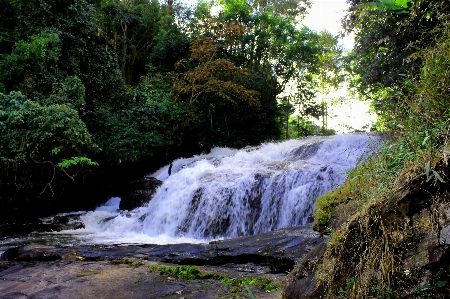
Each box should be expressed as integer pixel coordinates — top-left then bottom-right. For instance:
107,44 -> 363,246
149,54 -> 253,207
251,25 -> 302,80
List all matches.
0,260 -> 283,299
39,222 -> 85,232
438,202 -> 450,245
54,215 -> 70,224
0,226 -> 322,298
0,214 -> 85,238
39,212 -> 86,232
282,242 -> 327,299
102,216 -> 117,223
8,244 -> 63,261
440,223 -> 450,244
0,220 -> 41,237
2,226 -> 322,274
120,176 -> 163,210
292,138 -> 328,160
284,160 -> 450,299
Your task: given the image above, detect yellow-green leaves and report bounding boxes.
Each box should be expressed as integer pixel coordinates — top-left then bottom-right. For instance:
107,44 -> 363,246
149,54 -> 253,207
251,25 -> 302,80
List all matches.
57,157 -> 99,169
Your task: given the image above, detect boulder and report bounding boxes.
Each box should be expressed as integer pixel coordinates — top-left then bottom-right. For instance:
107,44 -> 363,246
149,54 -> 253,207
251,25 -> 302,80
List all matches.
119,176 -> 163,210
283,160 -> 450,298
282,242 -> 327,299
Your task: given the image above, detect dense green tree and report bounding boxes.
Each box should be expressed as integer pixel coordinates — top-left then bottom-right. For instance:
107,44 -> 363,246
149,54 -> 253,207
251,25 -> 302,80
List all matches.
0,91 -> 99,215
0,91 -> 97,165
97,0 -> 189,84
343,0 -> 450,128
95,76 -> 183,165
0,0 -> 173,215
168,0 -> 325,148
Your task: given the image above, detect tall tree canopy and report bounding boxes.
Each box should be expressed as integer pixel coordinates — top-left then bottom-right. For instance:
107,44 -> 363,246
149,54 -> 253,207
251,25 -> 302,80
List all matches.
0,0 -> 342,217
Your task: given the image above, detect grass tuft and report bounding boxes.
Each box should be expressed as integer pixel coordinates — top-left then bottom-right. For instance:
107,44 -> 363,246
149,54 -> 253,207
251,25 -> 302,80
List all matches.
148,265 -> 281,292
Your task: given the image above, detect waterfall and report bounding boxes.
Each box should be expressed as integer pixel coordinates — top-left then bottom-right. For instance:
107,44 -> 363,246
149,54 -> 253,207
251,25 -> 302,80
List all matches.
73,133 -> 381,245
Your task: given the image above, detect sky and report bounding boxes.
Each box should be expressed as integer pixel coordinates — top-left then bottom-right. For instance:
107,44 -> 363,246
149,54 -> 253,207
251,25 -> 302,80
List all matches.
302,0 -> 376,132
302,0 -> 355,50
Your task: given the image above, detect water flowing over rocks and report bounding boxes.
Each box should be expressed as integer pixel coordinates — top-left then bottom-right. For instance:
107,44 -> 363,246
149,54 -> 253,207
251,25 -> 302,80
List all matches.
71,134 -> 381,245
0,134 -> 382,298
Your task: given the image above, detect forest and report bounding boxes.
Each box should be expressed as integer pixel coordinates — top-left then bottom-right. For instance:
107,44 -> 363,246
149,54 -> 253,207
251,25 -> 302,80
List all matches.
0,0 -> 345,218
0,0 -> 449,223
2,0 -> 450,297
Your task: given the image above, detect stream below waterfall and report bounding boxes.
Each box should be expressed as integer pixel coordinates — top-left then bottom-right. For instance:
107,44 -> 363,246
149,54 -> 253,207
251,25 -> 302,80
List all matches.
0,133 -> 381,255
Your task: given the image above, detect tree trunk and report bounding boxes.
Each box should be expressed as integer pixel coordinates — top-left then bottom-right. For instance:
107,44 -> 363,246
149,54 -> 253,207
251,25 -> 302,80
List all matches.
121,21 -> 127,83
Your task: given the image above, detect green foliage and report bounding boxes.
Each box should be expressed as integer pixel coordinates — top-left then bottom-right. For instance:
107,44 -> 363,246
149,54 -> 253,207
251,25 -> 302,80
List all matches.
45,76 -> 86,110
58,76 -> 86,110
149,265 -> 203,280
98,0 -> 183,84
244,284 -> 256,299
149,15 -> 190,72
222,0 -> 251,18
171,1 -> 326,148
0,29 -> 61,96
344,0 -> 450,126
232,277 -> 281,292
7,29 -> 60,61
0,91 -> 97,164
355,0 -> 412,14
148,264 -> 281,292
0,90 -> 98,211
94,77 -> 181,165
57,157 -> 99,169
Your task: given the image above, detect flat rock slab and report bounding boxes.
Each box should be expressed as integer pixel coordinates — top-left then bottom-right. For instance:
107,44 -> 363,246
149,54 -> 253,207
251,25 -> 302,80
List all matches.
2,226 -> 322,274
0,226 -> 323,298
0,260 -> 282,299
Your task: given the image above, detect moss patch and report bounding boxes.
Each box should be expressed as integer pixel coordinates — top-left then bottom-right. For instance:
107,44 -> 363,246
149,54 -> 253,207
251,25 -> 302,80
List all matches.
148,265 -> 282,292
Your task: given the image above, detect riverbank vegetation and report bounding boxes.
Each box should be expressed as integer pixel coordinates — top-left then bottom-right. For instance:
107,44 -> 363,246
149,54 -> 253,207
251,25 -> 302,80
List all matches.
309,0 -> 450,298
0,0 -> 344,218
148,264 -> 282,292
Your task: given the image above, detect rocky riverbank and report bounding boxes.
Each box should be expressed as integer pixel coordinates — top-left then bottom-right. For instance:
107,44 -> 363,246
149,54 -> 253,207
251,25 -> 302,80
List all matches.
0,225 -> 324,298
0,260 -> 283,299
282,159 -> 450,298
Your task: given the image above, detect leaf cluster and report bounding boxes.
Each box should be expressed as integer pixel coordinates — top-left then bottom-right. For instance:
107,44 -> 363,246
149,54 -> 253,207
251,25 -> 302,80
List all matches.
0,91 -> 97,164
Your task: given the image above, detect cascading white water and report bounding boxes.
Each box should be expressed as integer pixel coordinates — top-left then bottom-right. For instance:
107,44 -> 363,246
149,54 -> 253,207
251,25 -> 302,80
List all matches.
71,133 -> 381,245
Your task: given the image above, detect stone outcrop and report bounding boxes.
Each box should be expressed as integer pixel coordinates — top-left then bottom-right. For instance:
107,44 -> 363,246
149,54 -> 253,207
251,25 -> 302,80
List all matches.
2,226 -> 322,272
119,176 -> 162,210
283,160 -> 450,298
0,214 -> 85,238
282,242 -> 327,299
0,225 -> 323,299
0,259 -> 285,299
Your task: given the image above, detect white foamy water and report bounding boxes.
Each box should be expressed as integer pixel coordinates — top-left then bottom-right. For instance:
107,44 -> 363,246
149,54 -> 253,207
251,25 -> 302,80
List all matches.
65,133 -> 381,245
